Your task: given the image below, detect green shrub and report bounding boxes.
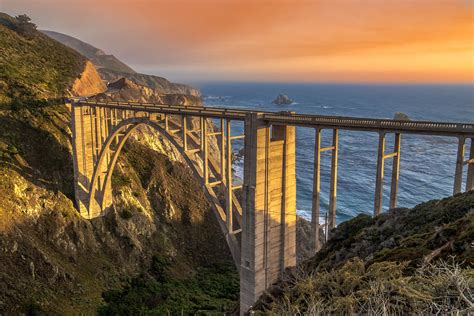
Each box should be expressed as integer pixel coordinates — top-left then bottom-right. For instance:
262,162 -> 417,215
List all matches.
119,209 -> 133,220
111,172 -> 131,190
98,258 -> 239,314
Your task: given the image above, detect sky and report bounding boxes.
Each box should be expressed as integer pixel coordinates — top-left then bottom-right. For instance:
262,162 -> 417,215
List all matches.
2,0 -> 473,83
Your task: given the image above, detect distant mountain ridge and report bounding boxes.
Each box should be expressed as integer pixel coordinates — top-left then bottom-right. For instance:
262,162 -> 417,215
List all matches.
41,30 -> 136,74
42,30 -> 201,99
0,13 -> 105,107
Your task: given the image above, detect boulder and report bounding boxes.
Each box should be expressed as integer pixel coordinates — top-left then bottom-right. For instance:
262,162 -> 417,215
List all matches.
272,94 -> 293,105
393,112 -> 410,121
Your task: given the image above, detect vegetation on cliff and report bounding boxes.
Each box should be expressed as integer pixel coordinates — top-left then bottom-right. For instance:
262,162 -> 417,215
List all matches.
98,256 -> 238,314
0,13 -> 86,108
42,30 -> 201,99
252,192 -> 474,314
42,30 -> 137,74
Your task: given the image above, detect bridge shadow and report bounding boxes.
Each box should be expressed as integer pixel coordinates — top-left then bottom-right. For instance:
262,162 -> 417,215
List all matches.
112,139 -> 236,267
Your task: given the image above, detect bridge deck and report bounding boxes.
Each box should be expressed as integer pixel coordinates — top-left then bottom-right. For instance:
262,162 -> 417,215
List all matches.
76,100 -> 474,137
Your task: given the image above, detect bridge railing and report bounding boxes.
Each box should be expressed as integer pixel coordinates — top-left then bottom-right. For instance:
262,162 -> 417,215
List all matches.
262,113 -> 474,136
74,99 -> 474,136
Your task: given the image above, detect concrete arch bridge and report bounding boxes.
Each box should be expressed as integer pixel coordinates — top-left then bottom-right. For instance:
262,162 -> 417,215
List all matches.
70,100 -> 474,313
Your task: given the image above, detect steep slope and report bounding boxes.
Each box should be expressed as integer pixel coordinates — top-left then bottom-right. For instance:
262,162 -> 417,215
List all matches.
0,13 -> 236,314
42,30 -> 136,74
252,192 -> 474,314
99,68 -> 200,97
42,30 -> 201,99
0,13 -> 106,107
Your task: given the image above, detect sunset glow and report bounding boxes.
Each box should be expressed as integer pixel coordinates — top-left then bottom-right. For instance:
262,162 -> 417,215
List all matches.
3,0 -> 473,83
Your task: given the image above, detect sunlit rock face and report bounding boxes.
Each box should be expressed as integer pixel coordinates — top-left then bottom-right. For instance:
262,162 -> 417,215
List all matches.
71,61 -> 107,97
94,77 -> 202,106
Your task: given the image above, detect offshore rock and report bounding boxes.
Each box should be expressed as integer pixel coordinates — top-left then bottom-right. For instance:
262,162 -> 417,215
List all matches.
393,112 -> 410,121
272,94 -> 293,105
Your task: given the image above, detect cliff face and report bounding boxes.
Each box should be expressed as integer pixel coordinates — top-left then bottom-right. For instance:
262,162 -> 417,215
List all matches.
42,30 -> 201,103
71,61 -> 107,97
0,104 -> 234,314
98,68 -> 201,97
94,77 -> 201,105
0,13 -> 236,314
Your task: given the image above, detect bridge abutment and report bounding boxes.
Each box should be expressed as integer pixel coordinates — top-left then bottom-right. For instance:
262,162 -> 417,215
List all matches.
240,113 -> 296,313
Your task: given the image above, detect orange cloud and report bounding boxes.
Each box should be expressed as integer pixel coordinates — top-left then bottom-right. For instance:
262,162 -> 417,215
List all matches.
3,0 -> 473,82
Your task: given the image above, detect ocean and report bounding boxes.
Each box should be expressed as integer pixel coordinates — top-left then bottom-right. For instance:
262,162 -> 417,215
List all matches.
197,82 -> 474,223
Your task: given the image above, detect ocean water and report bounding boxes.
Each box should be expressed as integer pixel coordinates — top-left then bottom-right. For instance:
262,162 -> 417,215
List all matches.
198,82 -> 474,223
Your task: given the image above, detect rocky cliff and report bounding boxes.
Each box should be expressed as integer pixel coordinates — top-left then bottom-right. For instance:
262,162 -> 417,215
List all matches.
98,68 -> 200,97
0,13 -> 237,314
42,30 -> 201,103
71,61 -> 107,97
0,105 -> 234,313
95,77 -> 201,106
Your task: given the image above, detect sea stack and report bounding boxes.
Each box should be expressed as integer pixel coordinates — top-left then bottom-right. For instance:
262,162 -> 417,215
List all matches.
272,94 -> 293,105
393,112 -> 410,121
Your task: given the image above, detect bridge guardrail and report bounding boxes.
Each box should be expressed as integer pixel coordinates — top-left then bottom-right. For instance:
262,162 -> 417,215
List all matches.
73,99 -> 474,137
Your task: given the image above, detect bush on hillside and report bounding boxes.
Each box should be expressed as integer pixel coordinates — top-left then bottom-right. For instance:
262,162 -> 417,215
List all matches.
14,15 -> 37,38
255,257 -> 473,314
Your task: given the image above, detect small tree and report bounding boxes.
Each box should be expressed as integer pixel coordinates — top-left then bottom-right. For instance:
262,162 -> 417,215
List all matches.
14,14 -> 37,37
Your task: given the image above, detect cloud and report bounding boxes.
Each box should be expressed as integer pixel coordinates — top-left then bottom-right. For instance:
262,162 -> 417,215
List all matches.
2,0 -> 473,82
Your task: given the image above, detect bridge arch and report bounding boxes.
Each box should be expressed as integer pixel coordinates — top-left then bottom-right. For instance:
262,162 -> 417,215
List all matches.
86,116 -> 242,267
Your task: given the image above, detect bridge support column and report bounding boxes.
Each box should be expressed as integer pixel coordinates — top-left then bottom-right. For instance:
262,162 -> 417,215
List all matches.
374,132 -> 386,216
310,128 -> 338,253
202,118 -> 209,184
182,115 -> 188,151
467,138 -> 474,192
389,133 -> 401,209
240,113 -> 296,313
454,137 -> 465,195
71,103 -> 112,218
374,132 -> 402,215
225,119 -> 233,232
328,129 -> 338,229
220,118 -> 225,182
311,128 -> 322,253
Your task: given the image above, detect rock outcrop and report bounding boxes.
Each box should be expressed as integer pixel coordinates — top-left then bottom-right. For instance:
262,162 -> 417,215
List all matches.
272,94 -> 293,105
393,112 -> 410,121
42,30 -> 200,101
96,77 -> 201,106
99,68 -> 200,97
71,61 -> 107,97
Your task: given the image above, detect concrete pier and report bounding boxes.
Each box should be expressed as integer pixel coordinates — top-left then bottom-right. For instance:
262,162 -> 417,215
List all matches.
239,114 -> 296,312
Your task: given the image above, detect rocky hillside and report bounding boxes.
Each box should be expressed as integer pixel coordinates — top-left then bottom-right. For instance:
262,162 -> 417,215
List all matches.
0,13 -> 105,108
98,68 -> 200,97
252,192 -> 474,314
42,30 -> 201,101
95,77 -> 201,105
0,13 -> 237,314
42,30 -> 136,74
